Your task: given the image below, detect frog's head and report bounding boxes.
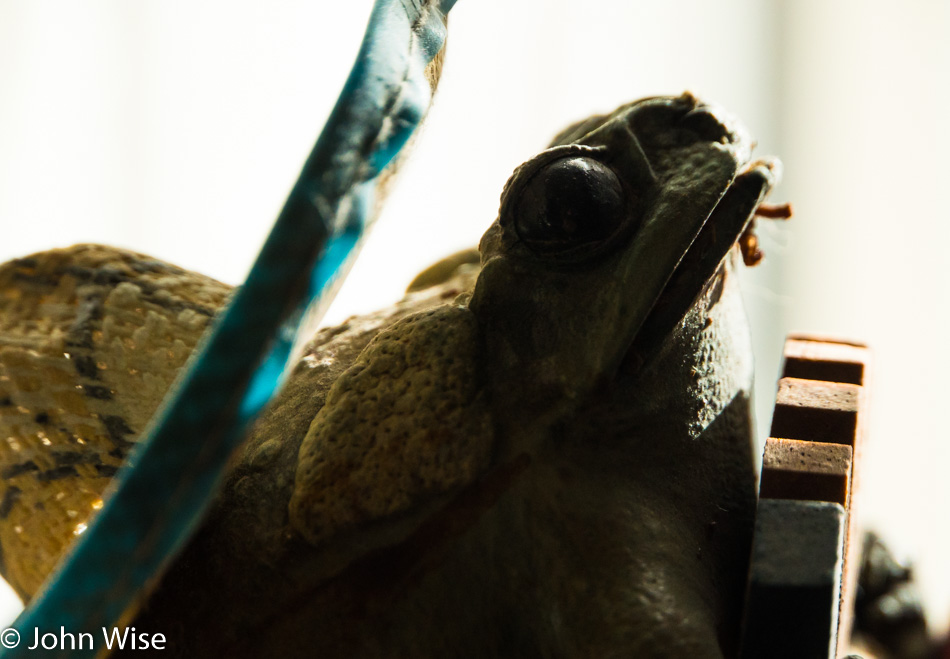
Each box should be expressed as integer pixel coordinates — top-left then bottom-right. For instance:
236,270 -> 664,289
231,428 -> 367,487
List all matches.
470,92 -> 778,430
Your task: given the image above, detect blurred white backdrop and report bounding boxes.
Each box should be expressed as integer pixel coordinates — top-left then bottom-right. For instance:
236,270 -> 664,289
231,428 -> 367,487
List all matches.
1,0 -> 948,637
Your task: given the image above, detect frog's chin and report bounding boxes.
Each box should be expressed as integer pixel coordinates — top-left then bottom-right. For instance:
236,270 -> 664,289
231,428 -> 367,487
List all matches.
617,160 -> 778,379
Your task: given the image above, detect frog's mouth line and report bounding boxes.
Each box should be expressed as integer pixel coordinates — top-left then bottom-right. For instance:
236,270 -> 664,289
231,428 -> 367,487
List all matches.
619,163 -> 778,377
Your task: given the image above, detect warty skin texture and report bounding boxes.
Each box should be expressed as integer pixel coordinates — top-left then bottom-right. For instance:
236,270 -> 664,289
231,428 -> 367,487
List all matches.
0,93 -> 778,657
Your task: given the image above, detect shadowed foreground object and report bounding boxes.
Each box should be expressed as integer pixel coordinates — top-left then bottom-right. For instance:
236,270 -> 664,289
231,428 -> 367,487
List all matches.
1,93 -> 782,657
852,532 -> 934,659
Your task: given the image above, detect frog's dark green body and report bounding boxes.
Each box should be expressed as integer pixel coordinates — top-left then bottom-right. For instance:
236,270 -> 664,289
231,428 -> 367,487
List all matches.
0,94 -> 779,658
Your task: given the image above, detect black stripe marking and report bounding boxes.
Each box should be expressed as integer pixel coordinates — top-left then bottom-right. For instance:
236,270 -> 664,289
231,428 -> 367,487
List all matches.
90,267 -> 127,287
0,487 -> 22,518
96,464 -> 119,478
52,451 -> 98,467
1,461 -> 39,479
10,271 -> 60,287
101,415 -> 135,448
36,466 -> 79,481
82,385 -> 113,401
64,264 -> 219,317
65,294 -> 104,350
73,355 -> 100,380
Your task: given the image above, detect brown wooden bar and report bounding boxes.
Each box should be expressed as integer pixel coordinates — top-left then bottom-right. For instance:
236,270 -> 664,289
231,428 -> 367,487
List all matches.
782,336 -> 868,386
760,438 -> 852,506
770,377 -> 861,447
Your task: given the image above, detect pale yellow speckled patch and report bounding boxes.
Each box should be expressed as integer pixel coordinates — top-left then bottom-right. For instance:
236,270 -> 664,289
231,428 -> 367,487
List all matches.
0,245 -> 230,599
290,304 -> 493,546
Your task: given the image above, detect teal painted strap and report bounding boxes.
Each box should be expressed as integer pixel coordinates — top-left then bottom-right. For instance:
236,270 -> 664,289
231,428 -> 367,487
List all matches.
3,0 -> 454,655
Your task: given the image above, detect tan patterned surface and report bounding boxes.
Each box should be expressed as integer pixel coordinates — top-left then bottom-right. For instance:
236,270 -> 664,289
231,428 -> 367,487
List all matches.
0,245 -> 230,598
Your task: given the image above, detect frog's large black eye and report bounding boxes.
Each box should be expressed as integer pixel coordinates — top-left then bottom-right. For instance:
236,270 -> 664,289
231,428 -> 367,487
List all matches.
514,156 -> 628,258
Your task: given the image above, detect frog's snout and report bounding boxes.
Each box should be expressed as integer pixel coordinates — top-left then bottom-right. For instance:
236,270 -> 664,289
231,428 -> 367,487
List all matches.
678,104 -> 735,145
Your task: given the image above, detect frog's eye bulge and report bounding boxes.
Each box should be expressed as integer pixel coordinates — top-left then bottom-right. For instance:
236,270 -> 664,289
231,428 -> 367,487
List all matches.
500,110 -> 668,267
512,156 -> 628,256
500,145 -> 646,264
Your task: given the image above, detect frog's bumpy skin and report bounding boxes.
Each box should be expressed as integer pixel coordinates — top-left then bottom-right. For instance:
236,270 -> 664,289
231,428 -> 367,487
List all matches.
290,305 -> 492,546
0,245 -> 229,599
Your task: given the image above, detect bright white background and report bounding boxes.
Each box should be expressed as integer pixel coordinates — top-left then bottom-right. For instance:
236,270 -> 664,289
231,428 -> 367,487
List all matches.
1,0 -> 948,636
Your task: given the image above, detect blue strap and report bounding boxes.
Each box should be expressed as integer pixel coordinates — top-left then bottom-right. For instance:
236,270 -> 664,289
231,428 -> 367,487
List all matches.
4,1 -> 455,654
